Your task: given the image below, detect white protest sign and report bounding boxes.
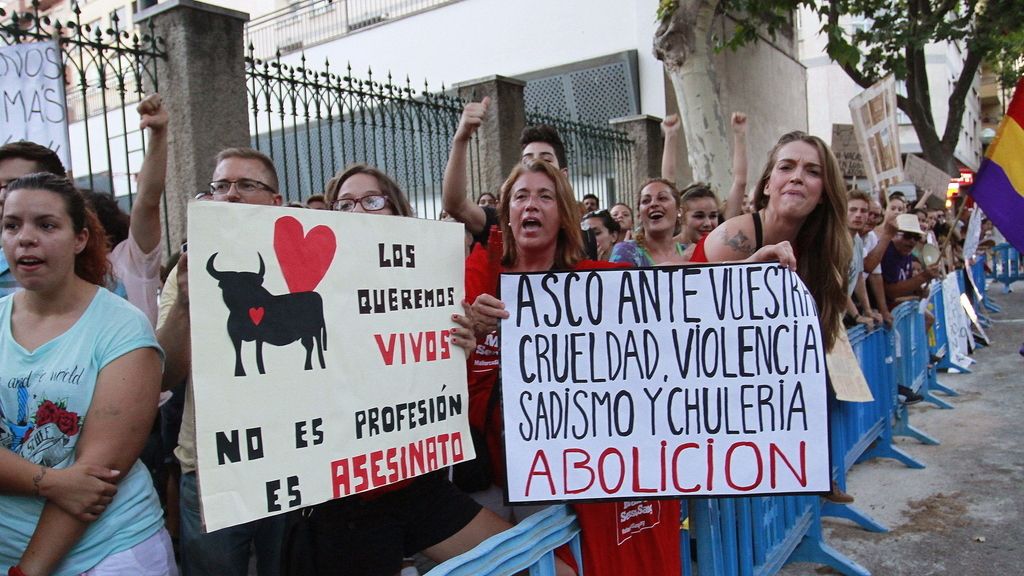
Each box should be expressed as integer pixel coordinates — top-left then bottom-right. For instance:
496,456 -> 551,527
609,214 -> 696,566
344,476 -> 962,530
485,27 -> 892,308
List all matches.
0,41 -> 71,170
940,274 -> 971,367
500,264 -> 831,502
962,207 -> 983,261
849,76 -> 902,190
188,202 -> 471,531
902,155 -> 951,210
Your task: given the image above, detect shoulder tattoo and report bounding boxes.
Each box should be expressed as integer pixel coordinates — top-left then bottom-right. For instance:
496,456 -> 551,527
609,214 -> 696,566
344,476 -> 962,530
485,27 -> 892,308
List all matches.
724,229 -> 754,256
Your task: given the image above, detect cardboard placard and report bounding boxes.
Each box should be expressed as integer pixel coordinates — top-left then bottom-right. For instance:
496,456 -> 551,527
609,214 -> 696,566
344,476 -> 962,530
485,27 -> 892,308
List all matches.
0,41 -> 71,170
849,76 -> 903,190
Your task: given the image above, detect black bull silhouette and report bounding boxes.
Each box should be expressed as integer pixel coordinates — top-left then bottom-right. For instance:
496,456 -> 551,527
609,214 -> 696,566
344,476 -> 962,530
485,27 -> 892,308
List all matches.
207,253 -> 327,376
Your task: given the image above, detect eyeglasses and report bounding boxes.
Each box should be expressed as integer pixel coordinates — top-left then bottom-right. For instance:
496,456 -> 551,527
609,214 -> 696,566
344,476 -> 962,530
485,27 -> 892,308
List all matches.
203,178 -> 276,198
332,194 -> 390,212
897,232 -> 922,241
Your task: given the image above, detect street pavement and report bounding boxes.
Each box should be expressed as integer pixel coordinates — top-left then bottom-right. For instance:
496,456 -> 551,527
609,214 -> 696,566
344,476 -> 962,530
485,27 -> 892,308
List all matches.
781,280 -> 1024,575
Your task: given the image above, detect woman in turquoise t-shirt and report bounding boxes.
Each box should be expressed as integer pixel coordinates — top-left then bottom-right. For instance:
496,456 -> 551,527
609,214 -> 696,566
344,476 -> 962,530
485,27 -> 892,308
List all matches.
0,174 -> 173,576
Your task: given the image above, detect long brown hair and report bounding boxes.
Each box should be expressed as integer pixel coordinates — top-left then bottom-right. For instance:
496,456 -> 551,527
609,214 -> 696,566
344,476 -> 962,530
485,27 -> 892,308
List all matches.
5,173 -> 109,286
498,160 -> 584,270
752,131 -> 851,351
633,177 -> 680,255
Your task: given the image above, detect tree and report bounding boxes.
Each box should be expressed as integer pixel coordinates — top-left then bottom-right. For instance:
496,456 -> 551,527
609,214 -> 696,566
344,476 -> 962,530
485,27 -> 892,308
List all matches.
655,0 -> 1024,179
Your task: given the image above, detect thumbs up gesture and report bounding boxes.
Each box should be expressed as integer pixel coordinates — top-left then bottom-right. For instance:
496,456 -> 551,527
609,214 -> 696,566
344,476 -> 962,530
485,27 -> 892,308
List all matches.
455,96 -> 490,143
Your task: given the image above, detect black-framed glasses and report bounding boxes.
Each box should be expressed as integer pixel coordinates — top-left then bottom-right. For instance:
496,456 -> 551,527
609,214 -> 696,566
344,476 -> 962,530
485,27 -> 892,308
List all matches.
332,194 -> 390,212
208,178 -> 276,196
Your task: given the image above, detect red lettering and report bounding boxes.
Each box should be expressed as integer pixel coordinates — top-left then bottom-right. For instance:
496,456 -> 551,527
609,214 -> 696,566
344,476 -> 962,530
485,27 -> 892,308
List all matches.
411,331 -> 424,361
631,447 -> 656,493
331,458 -> 351,498
426,436 -> 438,470
706,438 -> 715,491
671,443 -> 701,492
563,448 -> 595,494
441,330 -> 451,359
385,447 -> 400,483
352,454 -> 369,492
525,450 -> 555,497
451,431 -> 465,463
725,442 -> 763,491
374,334 -> 397,365
597,448 -> 626,494
769,441 -> 807,488
426,331 -> 437,361
369,450 -> 386,488
437,433 -> 450,464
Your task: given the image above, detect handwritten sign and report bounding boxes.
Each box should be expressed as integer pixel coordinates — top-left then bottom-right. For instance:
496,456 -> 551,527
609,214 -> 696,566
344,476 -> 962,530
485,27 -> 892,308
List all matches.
188,202 -> 470,531
500,264 -> 831,502
831,124 -> 866,179
849,76 -> 902,190
940,274 -> 971,368
0,41 -> 71,170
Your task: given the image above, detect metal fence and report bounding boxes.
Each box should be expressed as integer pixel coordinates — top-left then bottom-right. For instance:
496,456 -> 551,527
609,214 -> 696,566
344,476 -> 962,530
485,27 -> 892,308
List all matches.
1,2 -> 164,206
246,0 -> 460,61
526,110 -> 636,209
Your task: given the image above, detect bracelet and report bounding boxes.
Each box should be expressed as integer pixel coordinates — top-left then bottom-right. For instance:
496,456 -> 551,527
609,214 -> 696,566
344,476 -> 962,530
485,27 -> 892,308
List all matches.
31,466 -> 46,497
9,565 -> 28,576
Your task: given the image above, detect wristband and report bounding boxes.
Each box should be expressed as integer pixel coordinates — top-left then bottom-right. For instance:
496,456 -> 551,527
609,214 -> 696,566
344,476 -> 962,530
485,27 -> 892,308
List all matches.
9,566 -> 28,576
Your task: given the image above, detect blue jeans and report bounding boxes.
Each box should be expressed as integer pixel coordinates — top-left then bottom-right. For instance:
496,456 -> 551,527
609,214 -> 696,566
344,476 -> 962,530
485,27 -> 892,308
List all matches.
179,472 -> 285,576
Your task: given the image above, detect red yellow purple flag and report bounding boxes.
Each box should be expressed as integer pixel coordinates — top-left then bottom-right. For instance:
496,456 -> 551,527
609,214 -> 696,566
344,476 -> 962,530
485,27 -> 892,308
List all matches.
972,77 -> 1024,252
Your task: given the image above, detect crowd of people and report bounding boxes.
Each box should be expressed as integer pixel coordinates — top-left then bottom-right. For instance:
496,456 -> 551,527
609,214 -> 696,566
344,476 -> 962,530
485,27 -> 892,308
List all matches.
0,91 -> 986,576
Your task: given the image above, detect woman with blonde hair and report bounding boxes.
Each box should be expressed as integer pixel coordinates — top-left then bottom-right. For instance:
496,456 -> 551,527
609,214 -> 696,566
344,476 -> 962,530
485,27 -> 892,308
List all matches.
608,178 -> 689,266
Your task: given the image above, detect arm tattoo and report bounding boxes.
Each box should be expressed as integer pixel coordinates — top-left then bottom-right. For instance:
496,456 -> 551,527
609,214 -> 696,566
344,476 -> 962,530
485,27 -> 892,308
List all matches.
724,230 -> 755,256
32,466 -> 47,497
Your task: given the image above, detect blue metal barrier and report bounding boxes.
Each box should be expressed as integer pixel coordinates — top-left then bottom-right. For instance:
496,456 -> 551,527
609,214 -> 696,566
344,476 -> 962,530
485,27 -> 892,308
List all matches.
970,254 -> 1000,316
930,281 -> 971,376
891,301 -> 941,444
989,243 -> 1022,293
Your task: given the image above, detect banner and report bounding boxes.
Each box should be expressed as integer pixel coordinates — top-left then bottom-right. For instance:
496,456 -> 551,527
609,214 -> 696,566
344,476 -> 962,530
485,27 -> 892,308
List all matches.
500,264 -> 831,502
940,274 -> 971,367
849,76 -> 902,190
0,41 -> 71,170
188,202 -> 470,531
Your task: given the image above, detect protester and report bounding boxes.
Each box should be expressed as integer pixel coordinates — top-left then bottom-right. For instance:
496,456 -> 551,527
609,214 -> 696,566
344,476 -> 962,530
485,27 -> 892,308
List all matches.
862,199 -> 893,327
674,182 -> 721,248
304,194 -> 327,210
284,163 -> 514,576
608,202 -> 634,241
581,193 -> 599,213
660,112 -> 748,220
881,214 -> 941,308
0,174 -> 173,576
844,189 -> 881,328
608,178 -> 689,266
581,208 -> 621,261
157,148 -> 287,576
464,159 -> 679,575
476,192 -> 497,208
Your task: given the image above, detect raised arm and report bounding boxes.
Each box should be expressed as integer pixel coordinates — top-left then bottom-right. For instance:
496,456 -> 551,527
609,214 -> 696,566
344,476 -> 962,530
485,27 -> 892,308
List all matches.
660,113 -> 681,185
722,112 -> 748,220
129,94 -> 169,254
443,97 -> 490,235
863,211 -> 897,272
16,346 -> 162,576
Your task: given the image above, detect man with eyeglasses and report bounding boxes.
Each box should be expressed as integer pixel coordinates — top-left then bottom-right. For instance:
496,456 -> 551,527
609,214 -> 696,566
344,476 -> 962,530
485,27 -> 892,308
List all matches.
881,213 -> 942,308
158,147 -> 285,576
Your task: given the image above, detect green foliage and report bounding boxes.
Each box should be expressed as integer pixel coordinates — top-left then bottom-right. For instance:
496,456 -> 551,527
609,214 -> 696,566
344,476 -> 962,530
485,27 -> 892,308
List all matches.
657,0 -> 679,22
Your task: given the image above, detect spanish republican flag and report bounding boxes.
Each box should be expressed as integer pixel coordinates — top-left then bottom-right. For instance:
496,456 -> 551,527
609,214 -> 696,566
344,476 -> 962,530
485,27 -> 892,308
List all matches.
972,77 -> 1024,252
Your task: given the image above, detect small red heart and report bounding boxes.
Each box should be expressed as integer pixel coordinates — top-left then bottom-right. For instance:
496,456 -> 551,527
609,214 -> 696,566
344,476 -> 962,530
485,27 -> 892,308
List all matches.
249,307 -> 265,326
274,216 -> 336,293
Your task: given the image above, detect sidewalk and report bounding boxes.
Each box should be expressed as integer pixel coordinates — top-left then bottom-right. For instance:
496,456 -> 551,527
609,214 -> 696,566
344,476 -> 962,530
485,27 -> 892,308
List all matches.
782,281 -> 1024,575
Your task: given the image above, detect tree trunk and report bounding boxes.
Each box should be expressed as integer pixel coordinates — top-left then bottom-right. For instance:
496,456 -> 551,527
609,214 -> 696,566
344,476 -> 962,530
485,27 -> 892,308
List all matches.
654,1 -> 732,198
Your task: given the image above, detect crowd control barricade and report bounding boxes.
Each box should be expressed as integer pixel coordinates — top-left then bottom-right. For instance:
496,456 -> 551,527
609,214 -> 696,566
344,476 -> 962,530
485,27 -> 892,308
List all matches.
969,255 -> 999,320
427,505 -> 582,576
989,244 -> 1022,293
890,302 -> 941,444
929,282 -> 971,378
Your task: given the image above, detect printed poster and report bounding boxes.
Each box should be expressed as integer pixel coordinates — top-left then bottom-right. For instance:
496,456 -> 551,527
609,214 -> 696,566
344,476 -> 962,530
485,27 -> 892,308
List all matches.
188,202 -> 471,531
0,41 -> 71,170
500,264 -> 831,502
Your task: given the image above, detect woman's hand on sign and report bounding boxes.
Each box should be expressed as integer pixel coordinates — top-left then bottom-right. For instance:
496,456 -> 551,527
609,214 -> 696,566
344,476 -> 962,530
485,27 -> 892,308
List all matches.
40,463 -> 120,522
746,241 -> 798,271
466,294 -> 508,339
450,308 -> 477,354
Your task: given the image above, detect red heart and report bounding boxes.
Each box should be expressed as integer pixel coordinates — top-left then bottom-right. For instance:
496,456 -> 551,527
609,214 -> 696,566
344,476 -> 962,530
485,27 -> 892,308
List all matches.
249,307 -> 265,325
273,216 -> 337,293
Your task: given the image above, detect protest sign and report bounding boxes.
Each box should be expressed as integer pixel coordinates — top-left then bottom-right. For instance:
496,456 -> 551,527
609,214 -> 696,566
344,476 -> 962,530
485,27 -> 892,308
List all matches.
962,207 -> 983,262
831,124 -> 866,179
825,329 -> 873,402
0,41 -> 71,170
849,76 -> 902,190
188,202 -> 470,531
903,155 -> 952,210
940,274 -> 972,368
500,264 -> 831,502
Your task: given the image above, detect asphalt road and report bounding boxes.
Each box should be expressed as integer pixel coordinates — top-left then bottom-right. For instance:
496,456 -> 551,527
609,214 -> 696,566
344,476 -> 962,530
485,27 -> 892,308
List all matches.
781,280 -> 1024,576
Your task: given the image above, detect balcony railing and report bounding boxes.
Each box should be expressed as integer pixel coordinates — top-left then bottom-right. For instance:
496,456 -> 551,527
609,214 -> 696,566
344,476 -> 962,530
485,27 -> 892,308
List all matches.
245,0 -> 459,60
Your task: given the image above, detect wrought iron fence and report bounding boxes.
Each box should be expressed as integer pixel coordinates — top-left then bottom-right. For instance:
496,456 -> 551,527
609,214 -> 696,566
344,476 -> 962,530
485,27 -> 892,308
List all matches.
526,110 -> 636,209
246,0 -> 460,61
1,2 -> 164,209
246,49 -> 483,217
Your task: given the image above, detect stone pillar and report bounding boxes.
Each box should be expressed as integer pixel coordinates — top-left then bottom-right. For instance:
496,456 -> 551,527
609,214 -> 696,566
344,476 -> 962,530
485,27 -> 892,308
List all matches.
454,75 -> 526,195
135,0 -> 250,250
610,115 -> 664,207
